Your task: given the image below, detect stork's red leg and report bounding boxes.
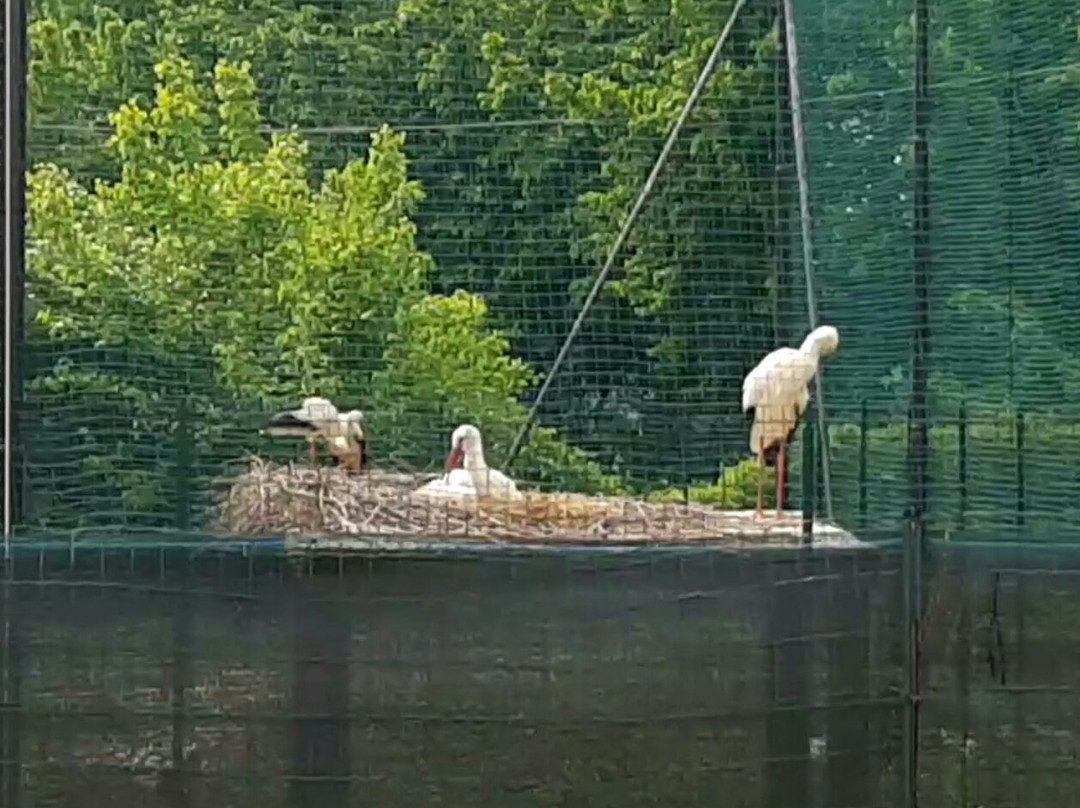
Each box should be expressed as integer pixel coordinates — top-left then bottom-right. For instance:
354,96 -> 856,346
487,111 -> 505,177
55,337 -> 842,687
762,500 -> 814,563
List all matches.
777,440 -> 787,514
755,444 -> 765,518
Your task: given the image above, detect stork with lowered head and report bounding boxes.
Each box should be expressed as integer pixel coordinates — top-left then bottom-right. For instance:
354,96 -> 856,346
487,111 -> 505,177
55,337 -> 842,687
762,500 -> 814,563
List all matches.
414,423 -> 523,501
263,397 -> 368,473
741,325 -> 839,517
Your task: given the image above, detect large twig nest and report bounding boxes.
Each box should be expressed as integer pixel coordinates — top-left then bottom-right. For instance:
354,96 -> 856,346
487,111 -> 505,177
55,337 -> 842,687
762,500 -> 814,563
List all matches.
211,457 -> 858,546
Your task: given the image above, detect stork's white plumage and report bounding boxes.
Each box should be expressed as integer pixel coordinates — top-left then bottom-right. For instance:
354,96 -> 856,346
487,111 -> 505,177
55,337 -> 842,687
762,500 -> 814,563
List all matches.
412,468 -> 479,502
264,397 -> 368,472
742,325 -> 839,516
413,424 -> 523,501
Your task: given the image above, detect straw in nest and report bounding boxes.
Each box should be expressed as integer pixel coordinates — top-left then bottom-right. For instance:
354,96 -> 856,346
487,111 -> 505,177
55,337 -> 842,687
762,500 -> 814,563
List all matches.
211,457 -> 860,547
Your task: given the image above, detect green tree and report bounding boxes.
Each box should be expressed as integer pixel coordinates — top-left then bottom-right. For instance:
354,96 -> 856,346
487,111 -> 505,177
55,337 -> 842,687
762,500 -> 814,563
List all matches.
28,0 -> 786,492
793,0 -> 1080,421
398,0 -> 783,485
373,290 -> 620,493
33,59 -> 430,403
26,56 -> 616,530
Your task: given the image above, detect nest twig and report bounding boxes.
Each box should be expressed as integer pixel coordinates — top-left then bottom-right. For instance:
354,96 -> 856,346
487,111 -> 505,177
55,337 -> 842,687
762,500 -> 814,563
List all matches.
211,457 -> 845,546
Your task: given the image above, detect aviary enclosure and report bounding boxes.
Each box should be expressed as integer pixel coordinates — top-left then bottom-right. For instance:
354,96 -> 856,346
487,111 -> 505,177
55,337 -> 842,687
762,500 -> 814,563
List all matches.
1,0 -> 1080,804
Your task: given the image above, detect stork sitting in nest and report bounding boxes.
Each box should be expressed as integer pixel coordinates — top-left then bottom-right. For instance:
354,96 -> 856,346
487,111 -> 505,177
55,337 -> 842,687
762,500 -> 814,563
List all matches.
263,397 -> 367,473
414,424 -> 523,501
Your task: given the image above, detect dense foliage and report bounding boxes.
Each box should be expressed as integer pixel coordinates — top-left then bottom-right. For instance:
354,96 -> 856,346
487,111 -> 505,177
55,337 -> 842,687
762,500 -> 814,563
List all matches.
796,0 -> 1080,417
26,56 -> 619,528
21,0 -> 1080,533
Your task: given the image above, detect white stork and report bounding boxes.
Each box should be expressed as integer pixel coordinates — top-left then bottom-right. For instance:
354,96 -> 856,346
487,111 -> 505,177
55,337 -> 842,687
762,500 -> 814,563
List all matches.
263,397 -> 368,473
414,424 -> 523,501
741,325 -> 839,516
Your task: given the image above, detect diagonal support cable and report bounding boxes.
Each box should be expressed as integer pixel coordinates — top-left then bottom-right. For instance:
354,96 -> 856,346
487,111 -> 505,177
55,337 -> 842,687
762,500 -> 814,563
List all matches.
504,0 -> 751,469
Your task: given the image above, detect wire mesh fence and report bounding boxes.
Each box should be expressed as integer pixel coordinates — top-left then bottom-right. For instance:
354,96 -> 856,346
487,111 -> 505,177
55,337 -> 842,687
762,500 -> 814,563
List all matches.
2,544 -> 908,808
0,542 -> 1076,807
919,543 -> 1080,807
4,0 -> 1080,803
13,0 -> 1080,543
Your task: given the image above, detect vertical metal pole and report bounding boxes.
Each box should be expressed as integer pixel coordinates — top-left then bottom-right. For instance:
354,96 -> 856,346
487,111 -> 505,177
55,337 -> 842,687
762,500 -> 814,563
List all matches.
781,0 -> 833,521
801,418 -> 815,543
173,396 -> 194,534
957,402 -> 967,533
906,4 -> 931,796
911,0 -> 932,536
1015,412 -> 1025,531
858,399 -> 868,527
3,0 -> 27,553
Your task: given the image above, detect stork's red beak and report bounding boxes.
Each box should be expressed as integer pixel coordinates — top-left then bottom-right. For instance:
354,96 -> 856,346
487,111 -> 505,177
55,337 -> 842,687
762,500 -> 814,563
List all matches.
445,445 -> 465,472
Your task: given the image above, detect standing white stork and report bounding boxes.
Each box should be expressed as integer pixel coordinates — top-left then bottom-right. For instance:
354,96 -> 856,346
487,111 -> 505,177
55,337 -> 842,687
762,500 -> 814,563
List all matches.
741,325 -> 839,516
414,424 -> 523,501
263,397 -> 368,473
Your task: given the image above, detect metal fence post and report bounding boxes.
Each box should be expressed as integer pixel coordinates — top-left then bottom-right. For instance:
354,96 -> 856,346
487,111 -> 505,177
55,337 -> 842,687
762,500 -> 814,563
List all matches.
1015,411 -> 1025,531
173,396 -> 194,534
858,399 -> 868,529
957,402 -> 967,533
3,0 -> 28,550
802,418 -> 816,542
911,0 -> 933,543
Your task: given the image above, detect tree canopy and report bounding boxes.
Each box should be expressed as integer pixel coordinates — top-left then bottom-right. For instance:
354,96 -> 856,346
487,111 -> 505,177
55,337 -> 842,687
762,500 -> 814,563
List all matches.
26,55 -> 617,528
21,0 -> 1080,531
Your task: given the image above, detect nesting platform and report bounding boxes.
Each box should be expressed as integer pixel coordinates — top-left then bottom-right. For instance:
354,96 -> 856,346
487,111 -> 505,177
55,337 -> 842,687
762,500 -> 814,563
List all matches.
213,459 -> 865,551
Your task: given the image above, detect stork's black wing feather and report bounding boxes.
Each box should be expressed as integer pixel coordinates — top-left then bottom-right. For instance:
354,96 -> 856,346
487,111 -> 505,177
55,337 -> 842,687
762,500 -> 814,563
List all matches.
743,405 -> 757,432
265,411 -> 316,431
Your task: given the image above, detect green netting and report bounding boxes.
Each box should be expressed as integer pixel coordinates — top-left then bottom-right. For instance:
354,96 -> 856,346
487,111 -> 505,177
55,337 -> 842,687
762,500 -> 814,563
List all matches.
16,0 -> 1080,541
926,0 -> 1080,538
792,0 -> 1080,539
787,0 -> 917,536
